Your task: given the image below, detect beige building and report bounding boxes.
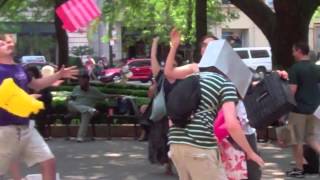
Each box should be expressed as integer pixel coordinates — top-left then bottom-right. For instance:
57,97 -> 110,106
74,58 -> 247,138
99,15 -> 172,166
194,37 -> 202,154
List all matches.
309,18 -> 320,53
210,0 -> 272,48
214,0 -> 320,56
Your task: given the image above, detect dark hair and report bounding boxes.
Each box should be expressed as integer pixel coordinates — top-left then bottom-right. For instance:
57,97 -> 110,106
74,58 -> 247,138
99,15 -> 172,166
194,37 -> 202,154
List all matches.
293,42 -> 309,55
199,66 -> 228,79
157,44 -> 185,67
79,68 -> 90,79
199,34 -> 218,48
26,66 -> 41,79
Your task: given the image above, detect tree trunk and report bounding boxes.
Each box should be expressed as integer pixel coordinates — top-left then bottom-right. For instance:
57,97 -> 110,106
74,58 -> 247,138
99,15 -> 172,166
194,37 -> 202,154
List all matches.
0,0 -> 8,9
194,0 -> 207,62
54,0 -> 68,67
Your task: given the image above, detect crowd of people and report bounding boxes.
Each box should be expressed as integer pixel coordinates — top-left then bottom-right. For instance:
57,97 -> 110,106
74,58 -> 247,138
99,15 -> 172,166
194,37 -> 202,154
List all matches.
139,28 -> 320,180
0,25 -> 320,180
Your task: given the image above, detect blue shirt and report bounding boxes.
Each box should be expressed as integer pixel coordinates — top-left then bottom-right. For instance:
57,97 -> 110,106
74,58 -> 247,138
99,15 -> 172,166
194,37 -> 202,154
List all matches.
0,64 -> 30,125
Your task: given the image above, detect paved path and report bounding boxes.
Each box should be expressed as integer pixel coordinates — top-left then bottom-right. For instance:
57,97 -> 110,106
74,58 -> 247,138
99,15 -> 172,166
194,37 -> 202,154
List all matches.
5,139 -> 320,180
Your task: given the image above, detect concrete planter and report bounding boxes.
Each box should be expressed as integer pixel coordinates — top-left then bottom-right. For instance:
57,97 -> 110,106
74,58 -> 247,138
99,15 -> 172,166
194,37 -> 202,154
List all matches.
49,124 -> 141,138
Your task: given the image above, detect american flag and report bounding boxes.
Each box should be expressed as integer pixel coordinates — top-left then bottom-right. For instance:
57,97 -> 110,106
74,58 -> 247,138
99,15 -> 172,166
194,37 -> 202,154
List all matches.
56,0 -> 101,32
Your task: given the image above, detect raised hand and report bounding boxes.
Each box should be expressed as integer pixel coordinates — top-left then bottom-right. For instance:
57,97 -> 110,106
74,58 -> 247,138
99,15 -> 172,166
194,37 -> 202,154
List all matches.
57,65 -> 79,79
276,70 -> 288,80
170,27 -> 180,48
153,36 -> 160,43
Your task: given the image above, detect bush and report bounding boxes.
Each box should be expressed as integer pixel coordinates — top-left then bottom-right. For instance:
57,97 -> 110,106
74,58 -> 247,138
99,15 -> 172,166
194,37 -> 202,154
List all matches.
53,84 -> 148,97
68,56 -> 83,67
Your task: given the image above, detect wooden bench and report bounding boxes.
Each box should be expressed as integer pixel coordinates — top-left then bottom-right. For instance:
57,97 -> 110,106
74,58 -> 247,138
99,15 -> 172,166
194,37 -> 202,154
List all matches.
106,107 -> 140,140
43,96 -> 142,139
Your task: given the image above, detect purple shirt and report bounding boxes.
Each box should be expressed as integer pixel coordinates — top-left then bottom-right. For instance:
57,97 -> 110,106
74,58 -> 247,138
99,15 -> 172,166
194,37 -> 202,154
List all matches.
0,64 -> 30,125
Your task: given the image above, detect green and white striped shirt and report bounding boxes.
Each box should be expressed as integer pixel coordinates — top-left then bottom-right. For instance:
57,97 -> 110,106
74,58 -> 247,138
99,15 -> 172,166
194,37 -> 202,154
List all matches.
168,72 -> 238,149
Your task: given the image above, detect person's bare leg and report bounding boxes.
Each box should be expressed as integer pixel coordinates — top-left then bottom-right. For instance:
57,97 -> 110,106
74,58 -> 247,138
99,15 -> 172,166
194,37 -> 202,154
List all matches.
9,161 -> 23,180
292,144 -> 304,170
307,136 -> 320,154
40,158 -> 56,180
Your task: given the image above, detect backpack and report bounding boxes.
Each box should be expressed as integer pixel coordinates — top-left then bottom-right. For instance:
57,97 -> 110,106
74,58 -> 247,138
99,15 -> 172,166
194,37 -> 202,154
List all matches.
166,75 -> 201,128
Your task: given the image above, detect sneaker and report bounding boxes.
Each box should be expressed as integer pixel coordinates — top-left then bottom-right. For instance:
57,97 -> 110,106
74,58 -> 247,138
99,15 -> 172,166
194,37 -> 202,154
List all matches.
76,137 -> 84,143
286,168 -> 305,178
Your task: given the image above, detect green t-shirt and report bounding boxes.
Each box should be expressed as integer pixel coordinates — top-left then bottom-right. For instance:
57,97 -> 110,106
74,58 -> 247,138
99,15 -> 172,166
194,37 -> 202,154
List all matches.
70,86 -> 107,107
289,60 -> 320,114
168,72 -> 238,149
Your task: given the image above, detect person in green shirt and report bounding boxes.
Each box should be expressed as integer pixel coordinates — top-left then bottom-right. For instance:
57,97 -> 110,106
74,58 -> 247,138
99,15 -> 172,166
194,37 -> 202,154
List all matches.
67,70 -> 108,142
286,42 -> 320,178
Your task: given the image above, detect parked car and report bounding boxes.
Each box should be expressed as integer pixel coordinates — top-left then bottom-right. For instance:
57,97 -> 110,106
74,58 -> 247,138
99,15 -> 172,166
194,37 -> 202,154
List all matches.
234,47 -> 272,73
20,55 -> 57,72
98,58 -> 151,83
124,58 -> 152,82
98,67 -> 122,83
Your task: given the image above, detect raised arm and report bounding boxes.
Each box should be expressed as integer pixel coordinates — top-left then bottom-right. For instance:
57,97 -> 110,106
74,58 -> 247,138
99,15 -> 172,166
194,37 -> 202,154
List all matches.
28,65 -> 78,91
151,37 -> 161,76
164,28 -> 198,80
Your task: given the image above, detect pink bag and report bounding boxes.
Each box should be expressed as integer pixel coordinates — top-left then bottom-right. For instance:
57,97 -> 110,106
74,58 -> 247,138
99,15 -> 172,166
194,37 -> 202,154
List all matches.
213,109 -> 229,142
56,0 -> 101,32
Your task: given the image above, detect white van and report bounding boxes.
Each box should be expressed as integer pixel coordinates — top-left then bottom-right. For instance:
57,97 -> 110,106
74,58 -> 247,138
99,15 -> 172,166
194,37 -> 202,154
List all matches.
233,47 -> 272,73
20,56 -> 47,64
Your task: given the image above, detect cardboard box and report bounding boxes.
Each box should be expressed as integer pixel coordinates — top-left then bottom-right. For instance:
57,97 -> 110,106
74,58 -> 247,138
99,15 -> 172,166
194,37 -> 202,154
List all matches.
198,40 -> 253,98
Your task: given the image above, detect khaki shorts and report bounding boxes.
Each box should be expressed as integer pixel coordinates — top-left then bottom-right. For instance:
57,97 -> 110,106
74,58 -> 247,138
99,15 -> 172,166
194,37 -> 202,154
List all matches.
0,125 -> 54,175
288,112 -> 320,144
169,144 -> 227,180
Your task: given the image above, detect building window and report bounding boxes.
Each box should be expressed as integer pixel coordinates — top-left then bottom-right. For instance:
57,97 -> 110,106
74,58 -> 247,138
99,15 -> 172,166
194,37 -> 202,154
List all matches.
222,31 -> 242,48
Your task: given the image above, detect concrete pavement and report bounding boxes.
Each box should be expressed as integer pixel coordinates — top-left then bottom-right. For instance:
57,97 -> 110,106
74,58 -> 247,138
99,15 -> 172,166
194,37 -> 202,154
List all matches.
5,138 -> 320,180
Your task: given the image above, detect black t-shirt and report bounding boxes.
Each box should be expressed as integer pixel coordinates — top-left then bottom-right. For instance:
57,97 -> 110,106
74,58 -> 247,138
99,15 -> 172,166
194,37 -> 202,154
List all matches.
289,60 -> 320,114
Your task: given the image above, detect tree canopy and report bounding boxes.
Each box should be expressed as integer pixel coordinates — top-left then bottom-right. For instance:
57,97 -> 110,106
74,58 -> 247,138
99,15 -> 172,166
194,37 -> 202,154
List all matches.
102,0 -> 235,46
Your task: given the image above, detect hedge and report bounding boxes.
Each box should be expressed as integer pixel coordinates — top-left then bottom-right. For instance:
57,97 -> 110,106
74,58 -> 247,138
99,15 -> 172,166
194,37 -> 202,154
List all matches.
53,83 -> 149,97
51,90 -> 150,114
56,82 -> 149,90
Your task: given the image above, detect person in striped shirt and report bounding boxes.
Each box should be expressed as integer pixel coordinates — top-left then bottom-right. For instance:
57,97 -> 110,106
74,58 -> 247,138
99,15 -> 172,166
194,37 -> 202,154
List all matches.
164,28 -> 264,180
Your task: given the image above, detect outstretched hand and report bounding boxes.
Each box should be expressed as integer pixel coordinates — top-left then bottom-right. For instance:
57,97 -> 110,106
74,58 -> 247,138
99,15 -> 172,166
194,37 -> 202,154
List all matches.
170,27 -> 180,48
276,70 -> 288,80
58,65 -> 79,79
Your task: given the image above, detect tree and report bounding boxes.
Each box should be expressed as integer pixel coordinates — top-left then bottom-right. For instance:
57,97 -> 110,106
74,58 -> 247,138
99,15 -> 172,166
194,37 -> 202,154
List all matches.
0,0 -> 69,67
54,0 -> 68,67
230,0 -> 320,69
102,0 -> 233,51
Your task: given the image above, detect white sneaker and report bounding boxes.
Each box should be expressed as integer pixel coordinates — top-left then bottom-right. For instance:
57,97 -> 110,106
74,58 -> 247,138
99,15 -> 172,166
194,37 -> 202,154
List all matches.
76,137 -> 84,142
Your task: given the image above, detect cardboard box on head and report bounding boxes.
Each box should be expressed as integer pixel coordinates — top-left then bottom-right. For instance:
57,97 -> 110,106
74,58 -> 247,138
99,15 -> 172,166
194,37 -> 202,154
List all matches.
0,78 -> 44,118
198,40 -> 253,98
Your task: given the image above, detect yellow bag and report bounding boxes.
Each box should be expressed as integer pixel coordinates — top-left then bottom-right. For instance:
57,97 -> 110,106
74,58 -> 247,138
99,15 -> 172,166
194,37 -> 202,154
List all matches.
0,78 -> 44,118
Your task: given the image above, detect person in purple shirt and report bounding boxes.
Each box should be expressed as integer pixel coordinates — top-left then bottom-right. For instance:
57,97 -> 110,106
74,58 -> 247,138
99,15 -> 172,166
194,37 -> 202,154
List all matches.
0,34 -> 78,180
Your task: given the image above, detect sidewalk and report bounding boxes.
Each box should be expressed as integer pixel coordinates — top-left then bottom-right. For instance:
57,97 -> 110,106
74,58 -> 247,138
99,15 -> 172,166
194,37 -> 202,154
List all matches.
7,139 -> 320,180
